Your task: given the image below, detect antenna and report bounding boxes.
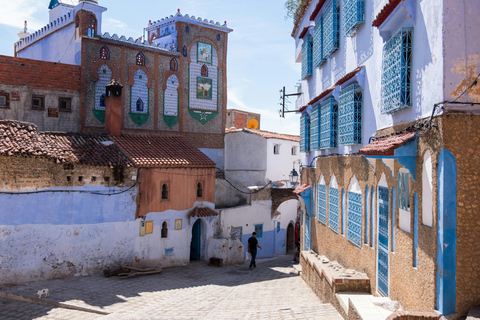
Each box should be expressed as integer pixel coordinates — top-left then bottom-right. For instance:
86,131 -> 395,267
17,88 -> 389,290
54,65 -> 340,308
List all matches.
279,86 -> 302,118
247,119 -> 259,130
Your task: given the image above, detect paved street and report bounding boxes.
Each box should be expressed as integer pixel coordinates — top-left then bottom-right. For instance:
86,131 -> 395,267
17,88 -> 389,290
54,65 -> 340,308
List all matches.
0,255 -> 342,320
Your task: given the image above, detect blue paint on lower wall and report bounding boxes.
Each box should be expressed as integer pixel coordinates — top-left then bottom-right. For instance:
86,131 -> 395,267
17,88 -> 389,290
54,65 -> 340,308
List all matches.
242,228 -> 288,259
0,186 -> 138,225
436,149 -> 457,315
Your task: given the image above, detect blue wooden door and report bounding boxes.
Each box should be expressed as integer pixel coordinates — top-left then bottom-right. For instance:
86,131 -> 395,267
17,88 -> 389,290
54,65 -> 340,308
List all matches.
377,186 -> 389,296
190,219 -> 201,260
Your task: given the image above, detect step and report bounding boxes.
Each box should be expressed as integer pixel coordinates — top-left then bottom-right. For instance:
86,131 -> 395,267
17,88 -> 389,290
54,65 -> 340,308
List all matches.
337,292 -> 399,320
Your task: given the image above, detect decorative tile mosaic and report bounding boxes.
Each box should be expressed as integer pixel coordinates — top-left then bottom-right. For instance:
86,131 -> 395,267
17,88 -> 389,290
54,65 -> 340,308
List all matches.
381,27 -> 413,114
163,74 -> 179,128
197,41 -> 212,64
94,64 -> 112,110
189,42 -> 218,112
347,191 -> 362,247
130,69 -> 149,114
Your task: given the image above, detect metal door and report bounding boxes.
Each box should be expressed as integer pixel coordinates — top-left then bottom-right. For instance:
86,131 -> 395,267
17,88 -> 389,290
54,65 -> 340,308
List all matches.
190,219 -> 201,260
377,186 -> 389,296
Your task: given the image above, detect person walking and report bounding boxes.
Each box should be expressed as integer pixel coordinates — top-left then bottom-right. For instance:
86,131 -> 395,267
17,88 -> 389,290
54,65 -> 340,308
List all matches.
247,232 -> 262,270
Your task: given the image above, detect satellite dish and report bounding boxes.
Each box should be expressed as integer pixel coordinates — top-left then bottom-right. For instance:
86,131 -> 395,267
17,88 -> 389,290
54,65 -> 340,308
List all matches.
247,119 -> 259,129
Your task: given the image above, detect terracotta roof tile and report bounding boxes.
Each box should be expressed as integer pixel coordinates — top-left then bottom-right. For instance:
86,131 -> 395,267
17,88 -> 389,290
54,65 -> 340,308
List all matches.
0,120 -> 133,167
372,0 -> 402,27
225,128 -> 300,142
309,0 -> 327,21
358,132 -> 416,156
298,26 -> 310,39
188,206 -> 219,217
112,135 -> 216,168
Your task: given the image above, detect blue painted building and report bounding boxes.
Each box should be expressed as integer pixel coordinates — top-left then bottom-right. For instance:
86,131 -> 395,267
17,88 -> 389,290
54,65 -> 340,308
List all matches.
290,0 -> 480,317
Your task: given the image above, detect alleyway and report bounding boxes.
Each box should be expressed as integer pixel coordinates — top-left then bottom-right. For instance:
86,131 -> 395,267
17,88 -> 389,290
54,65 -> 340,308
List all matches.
0,255 -> 342,320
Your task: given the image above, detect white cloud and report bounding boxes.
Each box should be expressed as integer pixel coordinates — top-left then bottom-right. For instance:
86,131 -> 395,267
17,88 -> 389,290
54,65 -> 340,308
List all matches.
1,0 -> 46,30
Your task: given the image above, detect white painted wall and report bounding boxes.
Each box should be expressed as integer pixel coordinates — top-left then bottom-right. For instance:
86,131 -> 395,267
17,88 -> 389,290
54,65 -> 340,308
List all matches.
266,138 -> 301,185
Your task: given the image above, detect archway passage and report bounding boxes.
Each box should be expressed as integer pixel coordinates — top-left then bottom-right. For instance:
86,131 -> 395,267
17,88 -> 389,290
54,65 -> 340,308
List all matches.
190,219 -> 201,261
286,222 -> 295,252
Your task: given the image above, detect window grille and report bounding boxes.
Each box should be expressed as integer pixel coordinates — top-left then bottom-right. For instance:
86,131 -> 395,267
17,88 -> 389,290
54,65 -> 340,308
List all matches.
343,0 -> 365,36
347,191 -> 362,247
398,172 -> 410,211
329,187 -> 339,233
322,0 -> 340,59
310,104 -> 321,151
339,83 -> 362,145
313,17 -> 325,68
301,36 -> 313,80
381,28 -> 413,114
320,97 -> 338,149
318,184 -> 327,224
300,113 -> 310,152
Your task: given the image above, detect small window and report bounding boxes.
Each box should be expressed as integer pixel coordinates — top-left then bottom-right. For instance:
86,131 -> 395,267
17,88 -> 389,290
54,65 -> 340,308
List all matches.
162,183 -> 168,200
32,95 -> 45,110
254,224 -> 263,238
161,221 -> 168,238
58,97 -> 72,112
197,182 -> 203,198
78,176 -> 83,182
170,58 -> 178,71
136,98 -> 144,112
136,52 -> 145,66
201,64 -> 208,77
274,144 -> 281,155
291,146 -> 297,155
100,94 -> 106,108
0,92 -> 9,108
100,46 -> 109,60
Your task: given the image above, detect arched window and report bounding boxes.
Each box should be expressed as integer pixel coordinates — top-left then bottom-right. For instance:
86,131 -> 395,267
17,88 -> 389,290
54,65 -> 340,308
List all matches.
100,46 -> 109,60
136,98 -> 144,112
162,184 -> 168,199
197,182 -> 203,198
136,52 -> 145,66
201,64 -> 208,77
161,221 -> 168,238
170,58 -> 178,71
88,14 -> 97,37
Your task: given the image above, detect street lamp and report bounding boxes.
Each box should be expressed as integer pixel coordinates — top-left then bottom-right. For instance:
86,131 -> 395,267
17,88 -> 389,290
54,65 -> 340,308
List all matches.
289,168 -> 298,184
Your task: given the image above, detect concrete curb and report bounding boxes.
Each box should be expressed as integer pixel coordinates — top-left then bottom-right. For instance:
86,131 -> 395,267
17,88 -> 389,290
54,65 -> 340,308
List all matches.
0,291 -> 110,315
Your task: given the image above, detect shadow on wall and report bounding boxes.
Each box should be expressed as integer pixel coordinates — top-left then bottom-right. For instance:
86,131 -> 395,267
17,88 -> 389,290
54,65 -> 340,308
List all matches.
214,178 -> 249,209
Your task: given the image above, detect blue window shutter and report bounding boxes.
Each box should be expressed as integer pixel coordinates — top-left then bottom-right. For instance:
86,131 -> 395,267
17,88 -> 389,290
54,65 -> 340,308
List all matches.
317,184 -> 327,224
343,0 -> 365,36
301,36 -> 313,80
339,83 -> 362,145
300,113 -> 310,152
322,0 -> 340,59
347,191 -> 363,247
320,97 -> 338,149
310,104 -> 321,150
329,187 -> 339,233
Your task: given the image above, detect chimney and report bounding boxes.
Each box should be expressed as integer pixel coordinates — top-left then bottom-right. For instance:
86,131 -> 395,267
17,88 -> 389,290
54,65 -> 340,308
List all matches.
105,79 -> 123,136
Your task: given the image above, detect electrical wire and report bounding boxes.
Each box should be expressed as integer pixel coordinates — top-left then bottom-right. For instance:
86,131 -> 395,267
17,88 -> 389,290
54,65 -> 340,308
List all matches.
215,167 -> 273,194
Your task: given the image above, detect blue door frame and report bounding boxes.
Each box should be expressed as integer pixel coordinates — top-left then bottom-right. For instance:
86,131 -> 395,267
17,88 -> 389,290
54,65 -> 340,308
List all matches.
300,188 -> 312,251
377,186 -> 389,297
190,219 -> 202,260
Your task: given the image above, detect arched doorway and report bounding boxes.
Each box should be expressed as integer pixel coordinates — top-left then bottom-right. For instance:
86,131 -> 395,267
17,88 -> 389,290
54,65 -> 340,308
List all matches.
190,219 -> 202,260
286,222 -> 295,252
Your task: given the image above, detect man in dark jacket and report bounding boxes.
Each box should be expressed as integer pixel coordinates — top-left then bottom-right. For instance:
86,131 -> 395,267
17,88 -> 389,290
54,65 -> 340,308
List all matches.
247,232 -> 262,270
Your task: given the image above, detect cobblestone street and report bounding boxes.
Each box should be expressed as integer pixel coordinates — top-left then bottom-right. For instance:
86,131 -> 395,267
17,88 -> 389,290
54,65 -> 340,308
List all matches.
0,255 -> 342,320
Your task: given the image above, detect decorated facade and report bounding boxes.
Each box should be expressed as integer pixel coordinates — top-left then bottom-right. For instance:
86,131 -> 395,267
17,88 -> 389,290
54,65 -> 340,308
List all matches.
292,0 -> 480,318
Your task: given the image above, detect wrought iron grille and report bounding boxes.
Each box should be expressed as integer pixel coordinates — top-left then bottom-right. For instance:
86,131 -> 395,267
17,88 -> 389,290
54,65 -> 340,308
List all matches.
300,113 -> 310,152
313,17 -> 325,68
310,104 -> 321,151
339,83 -> 362,145
347,191 -> 362,247
301,36 -> 313,80
322,0 -> 340,59
318,184 -> 327,224
398,172 -> 410,211
329,187 -> 339,233
381,27 -> 413,114
320,97 -> 338,149
343,0 -> 365,36
378,186 -> 390,296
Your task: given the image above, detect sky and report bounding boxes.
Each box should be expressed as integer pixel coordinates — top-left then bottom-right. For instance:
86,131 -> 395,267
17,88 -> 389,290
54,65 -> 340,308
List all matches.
0,0 -> 301,135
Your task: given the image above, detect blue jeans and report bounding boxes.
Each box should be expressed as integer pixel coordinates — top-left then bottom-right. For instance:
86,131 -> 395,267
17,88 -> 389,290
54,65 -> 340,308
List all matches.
249,250 -> 257,268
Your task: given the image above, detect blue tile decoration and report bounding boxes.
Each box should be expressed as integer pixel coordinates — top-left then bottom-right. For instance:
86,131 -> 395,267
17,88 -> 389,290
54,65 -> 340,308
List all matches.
381,28 -> 413,114
94,64 -> 111,111
301,36 -> 313,80
347,191 -> 362,247
398,172 -> 410,211
329,187 -> 339,233
320,97 -> 338,149
322,0 -> 340,59
300,113 -> 310,152
310,104 -> 321,151
318,184 -> 327,224
343,0 -> 365,36
163,74 -> 179,128
378,186 -> 389,296
130,69 -> 149,114
189,42 -> 218,113
339,83 -> 362,145
313,16 -> 325,68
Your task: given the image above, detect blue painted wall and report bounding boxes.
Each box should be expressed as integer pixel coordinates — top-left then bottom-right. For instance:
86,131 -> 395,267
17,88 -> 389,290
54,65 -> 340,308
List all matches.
436,149 -> 457,315
0,185 -> 138,225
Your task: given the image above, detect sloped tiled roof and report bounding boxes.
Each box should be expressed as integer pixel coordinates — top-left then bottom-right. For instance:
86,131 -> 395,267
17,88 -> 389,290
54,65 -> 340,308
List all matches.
188,206 -> 219,217
358,132 -> 416,156
225,128 -> 300,142
111,135 -> 216,168
0,120 -> 133,167
372,0 -> 402,27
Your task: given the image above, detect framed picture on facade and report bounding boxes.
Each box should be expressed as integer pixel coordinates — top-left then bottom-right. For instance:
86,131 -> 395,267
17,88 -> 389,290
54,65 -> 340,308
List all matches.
197,42 -> 212,64
175,219 -> 182,230
196,77 -> 212,100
